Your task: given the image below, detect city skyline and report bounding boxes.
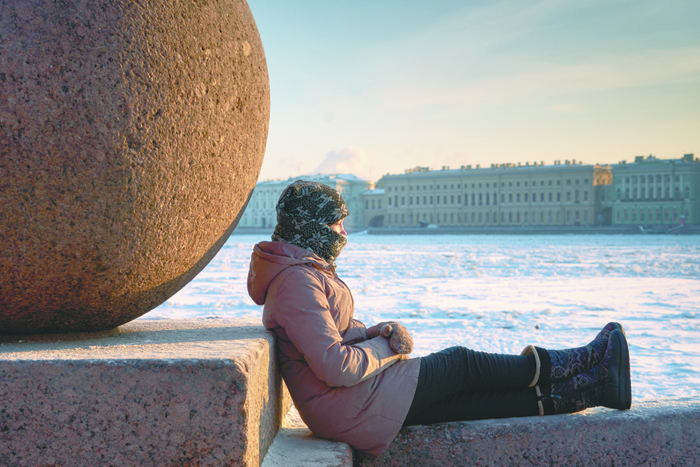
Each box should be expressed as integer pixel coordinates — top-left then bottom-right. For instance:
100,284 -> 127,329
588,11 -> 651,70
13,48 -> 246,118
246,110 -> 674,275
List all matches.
247,0 -> 699,183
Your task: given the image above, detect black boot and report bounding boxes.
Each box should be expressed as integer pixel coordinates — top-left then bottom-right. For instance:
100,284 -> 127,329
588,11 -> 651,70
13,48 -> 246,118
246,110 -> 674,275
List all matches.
535,329 -> 631,415
522,322 -> 624,387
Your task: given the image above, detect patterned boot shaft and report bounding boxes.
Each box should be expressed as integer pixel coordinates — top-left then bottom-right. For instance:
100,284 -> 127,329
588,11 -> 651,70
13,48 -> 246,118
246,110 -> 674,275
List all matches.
545,329 -> 617,415
548,322 -> 622,382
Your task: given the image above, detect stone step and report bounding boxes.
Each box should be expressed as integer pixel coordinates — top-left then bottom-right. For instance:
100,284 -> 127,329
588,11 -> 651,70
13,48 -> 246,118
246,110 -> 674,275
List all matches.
262,406 -> 353,467
358,398 -> 700,467
0,318 -> 291,467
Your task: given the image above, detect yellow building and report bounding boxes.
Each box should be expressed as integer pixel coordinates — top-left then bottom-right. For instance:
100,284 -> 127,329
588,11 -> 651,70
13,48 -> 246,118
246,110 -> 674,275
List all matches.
378,161 -> 612,227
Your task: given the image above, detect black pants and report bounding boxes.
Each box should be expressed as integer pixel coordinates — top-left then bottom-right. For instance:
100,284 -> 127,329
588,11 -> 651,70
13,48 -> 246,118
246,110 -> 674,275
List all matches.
403,346 -> 540,426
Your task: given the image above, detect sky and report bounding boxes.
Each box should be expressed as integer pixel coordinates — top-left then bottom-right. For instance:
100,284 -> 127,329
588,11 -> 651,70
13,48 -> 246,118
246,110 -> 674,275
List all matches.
247,0 -> 700,183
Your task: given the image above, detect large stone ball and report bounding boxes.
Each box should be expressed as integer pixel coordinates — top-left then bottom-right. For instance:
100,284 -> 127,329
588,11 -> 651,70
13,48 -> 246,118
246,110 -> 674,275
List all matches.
0,0 -> 269,334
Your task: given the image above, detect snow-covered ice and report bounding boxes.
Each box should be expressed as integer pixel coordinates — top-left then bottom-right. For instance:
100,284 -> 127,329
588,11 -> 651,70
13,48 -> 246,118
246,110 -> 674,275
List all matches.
144,233 -> 700,401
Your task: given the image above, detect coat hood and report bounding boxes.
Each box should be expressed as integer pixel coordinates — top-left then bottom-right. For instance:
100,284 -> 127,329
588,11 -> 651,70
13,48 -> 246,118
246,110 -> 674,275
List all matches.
247,241 -> 331,305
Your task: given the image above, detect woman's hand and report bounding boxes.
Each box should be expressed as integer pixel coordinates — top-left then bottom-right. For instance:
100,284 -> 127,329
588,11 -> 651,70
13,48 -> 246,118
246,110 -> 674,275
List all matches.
367,321 -> 414,355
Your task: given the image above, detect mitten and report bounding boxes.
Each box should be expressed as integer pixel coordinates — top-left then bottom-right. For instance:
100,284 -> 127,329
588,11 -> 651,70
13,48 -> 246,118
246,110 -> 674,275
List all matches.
367,321 -> 393,339
386,323 -> 413,355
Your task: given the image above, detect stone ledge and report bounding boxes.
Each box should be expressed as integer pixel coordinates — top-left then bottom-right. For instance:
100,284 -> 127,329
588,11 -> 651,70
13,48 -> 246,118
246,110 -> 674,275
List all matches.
358,398 -> 700,467
0,318 -> 291,467
262,406 -> 353,467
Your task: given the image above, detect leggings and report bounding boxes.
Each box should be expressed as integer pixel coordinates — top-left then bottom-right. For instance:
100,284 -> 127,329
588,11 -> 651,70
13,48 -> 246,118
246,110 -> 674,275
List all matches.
403,346 -> 540,427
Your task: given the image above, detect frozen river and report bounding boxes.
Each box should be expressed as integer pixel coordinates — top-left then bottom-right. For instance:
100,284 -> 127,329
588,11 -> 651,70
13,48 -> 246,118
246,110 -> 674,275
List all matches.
143,233 -> 700,401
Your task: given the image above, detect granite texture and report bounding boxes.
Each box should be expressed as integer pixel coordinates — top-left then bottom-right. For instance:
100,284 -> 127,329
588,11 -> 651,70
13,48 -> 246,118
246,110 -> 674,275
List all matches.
262,406 -> 353,467
358,398 -> 700,467
0,0 -> 269,334
0,318 -> 291,466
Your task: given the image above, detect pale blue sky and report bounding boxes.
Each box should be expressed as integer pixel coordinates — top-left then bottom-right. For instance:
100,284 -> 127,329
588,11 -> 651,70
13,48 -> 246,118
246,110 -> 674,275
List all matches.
247,0 -> 700,182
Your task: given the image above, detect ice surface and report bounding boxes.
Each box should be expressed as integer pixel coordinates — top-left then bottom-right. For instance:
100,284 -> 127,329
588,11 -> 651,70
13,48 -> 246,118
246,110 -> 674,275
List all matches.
145,233 -> 700,400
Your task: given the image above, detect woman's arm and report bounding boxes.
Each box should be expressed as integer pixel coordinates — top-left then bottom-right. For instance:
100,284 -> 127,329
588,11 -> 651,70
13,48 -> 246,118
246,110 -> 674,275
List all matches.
341,319 -> 367,345
273,268 -> 404,388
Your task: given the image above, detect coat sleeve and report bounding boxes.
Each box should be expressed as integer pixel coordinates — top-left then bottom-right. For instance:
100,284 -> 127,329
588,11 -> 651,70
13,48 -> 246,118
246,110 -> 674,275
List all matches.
341,319 -> 368,345
273,268 -> 404,388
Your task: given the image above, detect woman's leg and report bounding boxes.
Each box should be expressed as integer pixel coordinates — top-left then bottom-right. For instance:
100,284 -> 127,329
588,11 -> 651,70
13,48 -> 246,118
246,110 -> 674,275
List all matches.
403,387 -> 539,427
403,330 -> 631,426
403,346 -> 537,423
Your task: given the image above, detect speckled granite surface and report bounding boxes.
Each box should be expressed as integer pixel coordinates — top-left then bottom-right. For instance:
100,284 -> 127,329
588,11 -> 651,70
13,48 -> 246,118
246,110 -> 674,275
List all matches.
356,398 -> 700,467
358,398 -> 700,467
0,318 -> 291,466
0,0 -> 269,334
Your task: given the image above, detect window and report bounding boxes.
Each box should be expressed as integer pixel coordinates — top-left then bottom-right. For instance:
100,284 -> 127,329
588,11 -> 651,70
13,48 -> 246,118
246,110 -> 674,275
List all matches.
451,195 -> 454,204
401,197 -> 405,205
557,193 -> 561,202
524,193 -> 528,202
567,192 -> 571,202
549,192 -> 553,202
389,197 -> 392,206
409,197 -> 413,205
444,195 -> 447,204
365,200 -> 369,209
584,191 -> 588,202
509,193 -> 513,203
516,193 -> 520,203
493,193 -> 497,205
486,193 -> 490,205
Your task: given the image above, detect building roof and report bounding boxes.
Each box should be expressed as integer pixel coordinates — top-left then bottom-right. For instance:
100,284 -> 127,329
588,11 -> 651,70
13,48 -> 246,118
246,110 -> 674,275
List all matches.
256,173 -> 369,186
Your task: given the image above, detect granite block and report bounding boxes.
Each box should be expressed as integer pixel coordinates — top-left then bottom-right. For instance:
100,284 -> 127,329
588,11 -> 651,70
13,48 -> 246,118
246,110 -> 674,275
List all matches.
0,318 -> 290,466
359,398 -> 700,467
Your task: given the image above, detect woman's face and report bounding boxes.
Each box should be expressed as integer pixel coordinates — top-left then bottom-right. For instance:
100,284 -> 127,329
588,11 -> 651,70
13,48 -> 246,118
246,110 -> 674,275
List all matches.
329,218 -> 347,236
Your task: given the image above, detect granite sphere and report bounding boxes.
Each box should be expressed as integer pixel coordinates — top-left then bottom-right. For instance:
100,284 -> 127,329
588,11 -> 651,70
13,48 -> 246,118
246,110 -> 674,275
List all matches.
0,0 -> 269,334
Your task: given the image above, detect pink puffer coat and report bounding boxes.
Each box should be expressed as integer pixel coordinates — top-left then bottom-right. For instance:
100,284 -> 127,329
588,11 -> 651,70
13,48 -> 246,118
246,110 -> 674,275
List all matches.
247,241 -> 420,459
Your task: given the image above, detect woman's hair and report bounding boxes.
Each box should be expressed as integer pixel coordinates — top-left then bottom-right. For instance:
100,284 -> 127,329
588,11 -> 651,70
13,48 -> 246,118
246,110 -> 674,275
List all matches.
271,180 -> 349,266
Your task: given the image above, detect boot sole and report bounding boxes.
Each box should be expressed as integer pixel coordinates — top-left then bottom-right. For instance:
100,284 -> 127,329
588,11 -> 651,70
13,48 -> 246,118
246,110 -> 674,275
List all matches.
605,330 -> 632,410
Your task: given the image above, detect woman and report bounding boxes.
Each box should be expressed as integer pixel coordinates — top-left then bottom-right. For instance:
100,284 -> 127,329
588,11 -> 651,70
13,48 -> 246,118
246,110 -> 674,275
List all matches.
247,180 -> 631,460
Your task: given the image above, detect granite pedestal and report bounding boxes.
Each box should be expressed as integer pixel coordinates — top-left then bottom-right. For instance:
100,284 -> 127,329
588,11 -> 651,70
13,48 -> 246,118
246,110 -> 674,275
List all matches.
0,318 -> 290,466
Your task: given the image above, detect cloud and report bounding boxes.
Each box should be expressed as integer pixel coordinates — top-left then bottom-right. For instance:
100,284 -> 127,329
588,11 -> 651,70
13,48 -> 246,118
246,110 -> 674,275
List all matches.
310,147 -> 374,180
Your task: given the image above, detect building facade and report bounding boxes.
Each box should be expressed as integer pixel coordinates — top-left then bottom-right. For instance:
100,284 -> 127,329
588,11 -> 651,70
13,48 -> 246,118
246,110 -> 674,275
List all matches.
360,189 -> 386,227
603,154 -> 700,225
238,174 -> 373,229
377,161 -> 612,227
